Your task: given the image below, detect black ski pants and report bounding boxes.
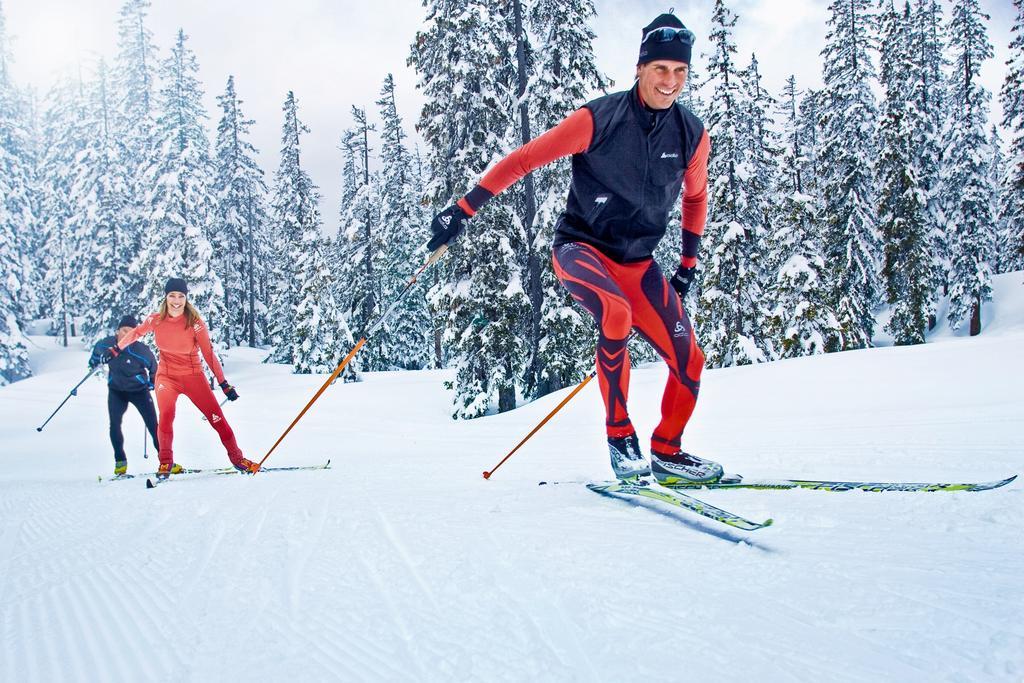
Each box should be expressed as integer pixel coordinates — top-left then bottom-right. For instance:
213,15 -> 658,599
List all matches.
108,387 -> 159,462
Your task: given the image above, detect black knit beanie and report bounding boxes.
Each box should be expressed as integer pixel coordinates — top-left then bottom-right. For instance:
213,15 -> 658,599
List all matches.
638,12 -> 693,66
116,315 -> 139,329
164,277 -> 188,295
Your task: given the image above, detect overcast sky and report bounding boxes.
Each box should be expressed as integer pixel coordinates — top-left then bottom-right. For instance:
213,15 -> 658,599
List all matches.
3,0 -> 1017,234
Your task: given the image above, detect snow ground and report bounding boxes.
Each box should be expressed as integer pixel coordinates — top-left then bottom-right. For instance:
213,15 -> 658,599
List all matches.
2,273 -> 1023,682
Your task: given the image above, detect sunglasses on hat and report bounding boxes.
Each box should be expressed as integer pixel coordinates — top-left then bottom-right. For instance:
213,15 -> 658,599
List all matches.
642,26 -> 696,47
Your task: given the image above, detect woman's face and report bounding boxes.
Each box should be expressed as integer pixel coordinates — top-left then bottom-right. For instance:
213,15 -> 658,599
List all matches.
166,291 -> 187,317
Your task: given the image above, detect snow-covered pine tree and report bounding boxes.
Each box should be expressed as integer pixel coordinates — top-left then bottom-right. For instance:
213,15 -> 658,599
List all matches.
37,78 -> 89,346
374,73 -> 432,369
944,0 -> 995,335
336,106 -> 385,368
76,60 -> 133,343
987,126 -> 1011,274
696,0 -> 767,367
1000,0 -> 1024,272
268,91 -> 354,377
818,0 -> 881,350
291,211 -> 354,374
0,1 -> 32,383
913,0 -> 951,315
139,30 -> 225,343
214,75 -> 271,347
411,144 -> 445,367
796,87 -> 825,196
766,75 -> 837,358
112,0 -> 159,317
736,52 -> 781,359
410,0 -> 529,417
527,0 -> 610,395
877,0 -> 933,345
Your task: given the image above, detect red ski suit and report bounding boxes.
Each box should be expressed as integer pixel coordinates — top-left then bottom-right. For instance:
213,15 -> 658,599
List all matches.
118,313 -> 242,466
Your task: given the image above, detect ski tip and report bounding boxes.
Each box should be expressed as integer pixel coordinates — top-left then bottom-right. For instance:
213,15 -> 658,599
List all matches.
538,481 -> 548,486
763,518 -> 774,528
145,478 -> 155,489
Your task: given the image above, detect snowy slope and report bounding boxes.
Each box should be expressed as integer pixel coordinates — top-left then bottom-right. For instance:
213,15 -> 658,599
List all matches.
2,273 -> 1022,682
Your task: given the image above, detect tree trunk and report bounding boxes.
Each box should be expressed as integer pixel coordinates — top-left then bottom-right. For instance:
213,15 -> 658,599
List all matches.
513,0 -> 544,399
969,296 -> 981,336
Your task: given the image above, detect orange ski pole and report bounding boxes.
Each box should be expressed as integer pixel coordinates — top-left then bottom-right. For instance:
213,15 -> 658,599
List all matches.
482,371 -> 595,480
482,331 -> 638,480
257,245 -> 448,470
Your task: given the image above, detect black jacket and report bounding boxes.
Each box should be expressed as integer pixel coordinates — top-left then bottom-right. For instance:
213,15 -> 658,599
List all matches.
89,336 -> 157,393
554,84 -> 705,263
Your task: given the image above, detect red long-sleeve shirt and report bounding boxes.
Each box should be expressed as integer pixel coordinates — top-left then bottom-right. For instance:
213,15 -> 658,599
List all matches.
117,313 -> 226,384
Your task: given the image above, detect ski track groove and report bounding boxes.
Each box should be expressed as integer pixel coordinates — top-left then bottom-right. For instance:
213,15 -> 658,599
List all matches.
371,503 -> 443,614
347,516 -> 431,680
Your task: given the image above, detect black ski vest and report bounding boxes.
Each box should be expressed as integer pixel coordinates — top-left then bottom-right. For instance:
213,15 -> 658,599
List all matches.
554,84 -> 705,263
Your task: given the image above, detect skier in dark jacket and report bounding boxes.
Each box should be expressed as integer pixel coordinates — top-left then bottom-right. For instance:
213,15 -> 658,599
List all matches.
427,11 -> 720,484
89,315 -> 159,475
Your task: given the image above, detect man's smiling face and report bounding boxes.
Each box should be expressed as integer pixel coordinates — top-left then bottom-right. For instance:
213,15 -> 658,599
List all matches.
636,59 -> 689,110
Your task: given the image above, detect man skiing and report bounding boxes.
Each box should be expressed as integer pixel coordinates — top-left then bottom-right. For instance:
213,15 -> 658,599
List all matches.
427,11 -> 719,484
89,315 -> 160,476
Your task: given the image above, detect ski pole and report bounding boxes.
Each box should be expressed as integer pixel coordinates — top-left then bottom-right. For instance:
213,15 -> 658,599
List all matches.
201,397 -> 230,422
143,422 -> 148,459
36,365 -> 103,432
482,331 -> 638,479
257,244 -> 449,471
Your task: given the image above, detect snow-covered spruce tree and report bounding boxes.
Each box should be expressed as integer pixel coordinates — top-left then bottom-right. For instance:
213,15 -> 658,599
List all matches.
336,106 -> 385,369
269,91 -> 355,377
527,0 -> 610,396
0,2 -> 32,383
76,60 -> 133,343
37,78 -> 89,346
765,75 -> 837,358
987,126 -> 1010,274
736,52 -> 780,359
139,30 -> 225,342
113,0 -> 159,316
818,0 -> 881,350
411,144 -> 445,367
877,0 -> 933,346
291,211 -> 353,374
914,0 -> 951,311
214,75 -> 272,347
796,87 -> 825,196
944,0 -> 995,335
410,0 -> 529,417
374,73 -> 432,369
1000,0 -> 1024,272
696,0 -> 767,367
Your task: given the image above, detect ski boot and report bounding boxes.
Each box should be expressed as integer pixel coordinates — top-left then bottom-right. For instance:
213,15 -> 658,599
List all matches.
608,433 -> 650,481
651,451 -> 723,486
114,461 -> 128,476
154,463 -> 184,480
232,456 -> 260,474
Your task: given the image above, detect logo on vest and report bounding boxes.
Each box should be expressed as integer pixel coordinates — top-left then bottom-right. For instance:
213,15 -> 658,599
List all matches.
595,195 -> 608,205
660,152 -> 679,159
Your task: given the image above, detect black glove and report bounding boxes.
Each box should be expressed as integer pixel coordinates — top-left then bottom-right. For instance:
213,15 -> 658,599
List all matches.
669,264 -> 697,302
99,346 -> 120,365
220,380 -> 239,401
426,204 -> 470,251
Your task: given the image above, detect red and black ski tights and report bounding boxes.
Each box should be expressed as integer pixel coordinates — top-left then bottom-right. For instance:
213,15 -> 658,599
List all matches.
552,242 -> 704,456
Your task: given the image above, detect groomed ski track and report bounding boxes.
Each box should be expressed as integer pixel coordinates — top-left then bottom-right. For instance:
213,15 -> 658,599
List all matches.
1,272 -> 1023,681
